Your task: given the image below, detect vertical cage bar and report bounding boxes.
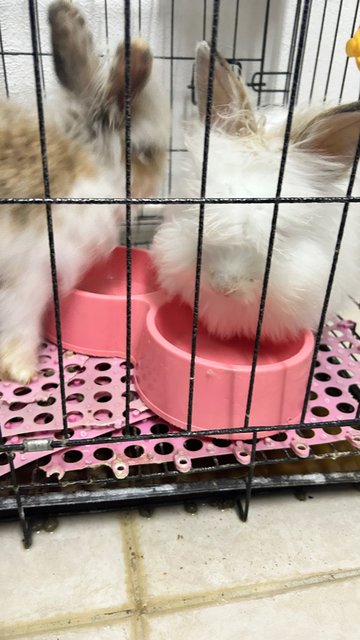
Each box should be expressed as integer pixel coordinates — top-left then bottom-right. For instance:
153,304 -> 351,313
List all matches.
243,0 -> 311,430
124,0 -> 133,431
0,23 -> 9,98
323,0 -> 343,102
339,0 -> 360,103
104,0 -> 109,51
28,0 -> 69,439
294,0 -> 312,105
308,0 -> 327,103
138,0 -> 142,34
283,0 -> 301,106
232,0 -> 240,59
186,0 -> 221,432
257,0 -> 271,107
34,0 -> 46,96
300,137 -> 360,423
202,0 -> 207,40
0,428 -> 32,547
168,0 -> 175,194
237,431 -> 257,521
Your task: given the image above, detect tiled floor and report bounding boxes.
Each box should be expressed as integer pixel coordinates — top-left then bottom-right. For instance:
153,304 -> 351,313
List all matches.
1,487 -> 360,640
1,299 -> 359,639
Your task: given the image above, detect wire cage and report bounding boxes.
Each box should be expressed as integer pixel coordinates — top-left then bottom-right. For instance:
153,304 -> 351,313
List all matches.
0,0 -> 359,548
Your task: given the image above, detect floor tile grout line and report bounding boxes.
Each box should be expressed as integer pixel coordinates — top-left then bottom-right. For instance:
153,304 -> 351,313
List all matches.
119,512 -> 148,640
138,566 -> 360,619
0,608 -> 135,640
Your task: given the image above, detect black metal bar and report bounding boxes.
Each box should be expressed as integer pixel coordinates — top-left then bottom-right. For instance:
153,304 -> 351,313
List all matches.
186,0 -> 220,432
237,431 -> 257,521
138,0 -> 142,34
0,22 -> 9,97
104,0 -> 109,49
232,0 -> 240,59
283,0 -> 301,106
0,195 -> 358,206
123,0 -> 132,433
202,0 -> 207,40
309,0 -> 327,103
34,0 -> 46,96
28,0 -> 69,438
339,0 -> 360,103
300,138 -> 360,423
243,0 -> 311,430
257,0 -> 270,107
323,0 -> 343,102
168,0 -> 175,194
295,0 -> 313,105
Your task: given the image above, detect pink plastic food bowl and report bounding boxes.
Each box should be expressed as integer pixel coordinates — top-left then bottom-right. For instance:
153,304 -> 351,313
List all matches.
45,246 -> 315,438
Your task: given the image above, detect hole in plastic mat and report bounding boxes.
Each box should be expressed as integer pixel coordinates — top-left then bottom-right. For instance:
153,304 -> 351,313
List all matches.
296,443 -> 307,450
63,450 -> 83,463
68,378 -> 85,387
13,386 -> 31,396
94,447 -> 114,461
94,409 -> 113,421
65,365 -> 85,374
315,373 -> 331,382
337,369 -> 354,379
0,453 -> 9,465
296,428 -> 315,439
94,392 -> 112,403
4,417 -> 24,429
270,432 -> 287,442
154,442 -> 174,455
330,329 -> 343,338
67,411 -> 84,422
212,438 -> 231,447
41,368 -> 55,377
319,344 -> 331,352
150,423 -> 169,435
340,341 -> 352,349
95,376 -> 112,386
322,426 -> 342,435
9,402 -> 26,411
122,426 -> 141,436
311,406 -> 330,417
120,361 -> 134,369
54,429 -> 74,440
121,390 -> 138,401
124,445 -> 144,459
315,361 -> 320,367
37,396 -> 56,407
42,383 -> 58,391
325,387 -> 342,397
34,413 -> 54,425
178,458 -> 188,465
327,356 -> 342,365
337,402 -> 355,414
121,375 -> 134,384
309,391 -> 318,400
66,393 -> 85,404
184,438 -> 203,451
95,362 -> 112,371
39,454 -> 52,466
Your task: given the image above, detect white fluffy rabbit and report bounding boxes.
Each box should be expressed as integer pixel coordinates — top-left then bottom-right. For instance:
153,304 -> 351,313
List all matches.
152,41 -> 360,343
0,0 -> 169,383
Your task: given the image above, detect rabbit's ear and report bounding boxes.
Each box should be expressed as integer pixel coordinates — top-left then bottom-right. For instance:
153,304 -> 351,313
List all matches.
195,41 -> 256,135
106,38 -> 153,110
292,102 -> 360,168
48,0 -> 99,97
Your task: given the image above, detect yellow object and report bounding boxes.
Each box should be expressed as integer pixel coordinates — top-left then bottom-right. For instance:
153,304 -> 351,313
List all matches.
346,27 -> 360,70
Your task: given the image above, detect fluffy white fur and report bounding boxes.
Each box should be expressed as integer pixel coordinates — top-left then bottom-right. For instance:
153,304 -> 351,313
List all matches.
152,45 -> 359,343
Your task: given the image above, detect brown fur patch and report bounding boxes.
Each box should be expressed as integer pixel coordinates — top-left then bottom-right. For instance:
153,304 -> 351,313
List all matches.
0,100 -> 96,228
129,145 -> 167,197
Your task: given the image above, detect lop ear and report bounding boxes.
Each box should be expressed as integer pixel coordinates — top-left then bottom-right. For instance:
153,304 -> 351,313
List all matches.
195,41 -> 257,135
292,102 -> 360,169
48,0 -> 99,96
106,38 -> 153,110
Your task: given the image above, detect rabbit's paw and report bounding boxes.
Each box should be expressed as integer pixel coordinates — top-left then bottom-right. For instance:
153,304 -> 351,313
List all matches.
0,339 -> 37,384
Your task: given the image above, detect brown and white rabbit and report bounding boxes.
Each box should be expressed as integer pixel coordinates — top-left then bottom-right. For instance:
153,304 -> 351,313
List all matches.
152,42 -> 360,343
0,0 -> 169,384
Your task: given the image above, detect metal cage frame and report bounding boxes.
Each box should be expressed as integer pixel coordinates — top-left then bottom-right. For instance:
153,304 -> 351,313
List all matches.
0,0 -> 359,547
